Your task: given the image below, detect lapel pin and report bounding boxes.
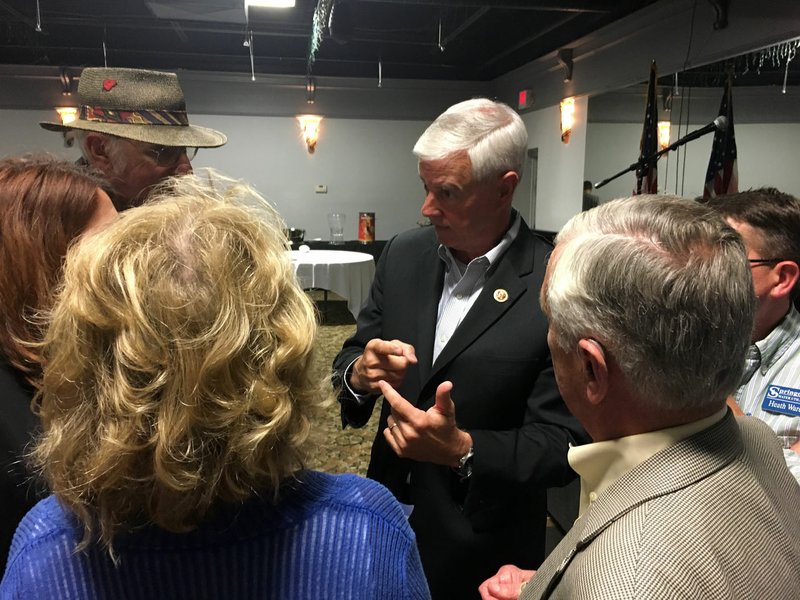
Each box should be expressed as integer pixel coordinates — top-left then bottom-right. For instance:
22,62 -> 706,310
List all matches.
493,288 -> 509,303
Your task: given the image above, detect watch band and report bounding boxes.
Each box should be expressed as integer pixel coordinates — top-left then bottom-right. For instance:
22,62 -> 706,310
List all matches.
454,446 -> 474,480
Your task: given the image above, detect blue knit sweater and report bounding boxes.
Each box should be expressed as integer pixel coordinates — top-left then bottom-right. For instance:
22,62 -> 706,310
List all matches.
0,471 -> 430,599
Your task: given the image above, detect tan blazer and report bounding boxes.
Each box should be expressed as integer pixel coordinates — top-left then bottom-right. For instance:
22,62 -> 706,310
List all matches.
523,412 -> 800,599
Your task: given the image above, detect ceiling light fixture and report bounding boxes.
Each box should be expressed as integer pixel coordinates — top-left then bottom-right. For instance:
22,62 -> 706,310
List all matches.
245,0 -> 295,8
59,68 -> 73,96
297,114 -> 322,154
306,77 -> 316,103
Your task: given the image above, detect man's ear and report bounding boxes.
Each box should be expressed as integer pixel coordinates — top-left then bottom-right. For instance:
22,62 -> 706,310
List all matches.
497,171 -> 520,205
771,261 -> 800,300
577,338 -> 609,405
83,133 -> 115,173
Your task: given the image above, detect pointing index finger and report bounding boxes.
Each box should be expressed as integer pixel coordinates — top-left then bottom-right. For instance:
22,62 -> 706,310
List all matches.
378,380 -> 416,420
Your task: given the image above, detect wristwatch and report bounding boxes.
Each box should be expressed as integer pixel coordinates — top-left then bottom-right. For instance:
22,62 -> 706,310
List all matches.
454,446 -> 474,480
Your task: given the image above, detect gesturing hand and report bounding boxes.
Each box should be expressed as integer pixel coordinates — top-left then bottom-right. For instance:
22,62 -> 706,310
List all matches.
380,380 -> 472,467
350,338 -> 417,394
478,564 -> 536,600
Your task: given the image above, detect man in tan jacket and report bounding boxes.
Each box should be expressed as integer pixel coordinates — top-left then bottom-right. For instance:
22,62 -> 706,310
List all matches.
480,195 -> 800,600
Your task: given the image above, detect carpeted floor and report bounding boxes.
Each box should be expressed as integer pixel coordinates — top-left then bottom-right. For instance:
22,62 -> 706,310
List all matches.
304,296 -> 382,476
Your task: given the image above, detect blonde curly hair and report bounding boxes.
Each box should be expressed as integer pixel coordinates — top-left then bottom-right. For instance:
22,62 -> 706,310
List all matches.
32,172 -> 330,552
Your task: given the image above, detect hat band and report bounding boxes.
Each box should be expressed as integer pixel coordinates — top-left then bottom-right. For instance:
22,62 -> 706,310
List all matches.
80,105 -> 189,126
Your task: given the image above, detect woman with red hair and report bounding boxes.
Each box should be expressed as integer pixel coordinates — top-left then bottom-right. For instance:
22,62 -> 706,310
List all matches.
0,155 -> 117,571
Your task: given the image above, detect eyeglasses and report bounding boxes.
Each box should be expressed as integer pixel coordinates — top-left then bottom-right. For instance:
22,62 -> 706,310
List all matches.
141,145 -> 199,167
748,258 -> 786,268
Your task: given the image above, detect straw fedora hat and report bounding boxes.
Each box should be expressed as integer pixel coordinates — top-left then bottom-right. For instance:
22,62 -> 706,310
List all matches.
40,67 -> 227,148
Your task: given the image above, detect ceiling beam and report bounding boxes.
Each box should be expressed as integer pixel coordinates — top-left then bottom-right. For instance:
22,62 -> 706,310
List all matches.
353,0 -> 612,13
440,7 -> 489,49
478,14 -> 579,72
1,15 -> 311,39
0,0 -> 41,30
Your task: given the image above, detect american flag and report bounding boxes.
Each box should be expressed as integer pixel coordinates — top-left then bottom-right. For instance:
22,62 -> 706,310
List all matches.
635,61 -> 658,195
703,77 -> 738,198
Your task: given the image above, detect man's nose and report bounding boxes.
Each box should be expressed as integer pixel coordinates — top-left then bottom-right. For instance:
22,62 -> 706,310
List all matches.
421,192 -> 439,216
173,151 -> 193,175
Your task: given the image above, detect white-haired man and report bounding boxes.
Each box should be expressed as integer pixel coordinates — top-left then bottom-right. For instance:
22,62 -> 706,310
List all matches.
333,98 -> 587,599
41,67 -> 226,211
480,196 -> 800,600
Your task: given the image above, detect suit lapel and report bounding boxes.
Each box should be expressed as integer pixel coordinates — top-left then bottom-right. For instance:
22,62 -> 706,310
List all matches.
425,227 -> 536,395
414,241 -> 445,389
525,413 -> 742,598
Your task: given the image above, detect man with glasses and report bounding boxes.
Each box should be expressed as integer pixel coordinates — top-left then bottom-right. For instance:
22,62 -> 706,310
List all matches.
41,67 -> 226,211
705,188 -> 800,482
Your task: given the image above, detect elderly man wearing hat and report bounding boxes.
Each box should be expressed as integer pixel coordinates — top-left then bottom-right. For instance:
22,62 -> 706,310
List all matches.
41,67 -> 226,211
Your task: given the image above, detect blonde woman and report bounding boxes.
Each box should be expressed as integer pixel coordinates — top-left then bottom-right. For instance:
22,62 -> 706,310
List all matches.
1,174 -> 429,599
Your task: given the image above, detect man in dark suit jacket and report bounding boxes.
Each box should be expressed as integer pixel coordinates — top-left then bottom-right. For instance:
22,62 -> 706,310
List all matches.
479,195 -> 800,600
333,98 -> 586,599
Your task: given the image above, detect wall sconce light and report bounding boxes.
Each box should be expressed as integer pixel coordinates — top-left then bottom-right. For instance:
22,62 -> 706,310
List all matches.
657,120 -> 671,150
297,114 -> 322,154
56,106 -> 78,126
560,97 -> 575,144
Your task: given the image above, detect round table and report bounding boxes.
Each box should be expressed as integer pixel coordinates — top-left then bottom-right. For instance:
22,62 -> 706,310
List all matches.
289,250 -> 376,319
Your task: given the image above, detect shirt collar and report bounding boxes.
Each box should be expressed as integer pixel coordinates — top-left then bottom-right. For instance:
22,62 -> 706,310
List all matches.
567,407 -> 727,517
437,211 -> 521,273
754,305 -> 800,374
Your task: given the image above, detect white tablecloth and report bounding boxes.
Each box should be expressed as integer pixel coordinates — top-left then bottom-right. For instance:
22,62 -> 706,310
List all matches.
290,250 -> 376,319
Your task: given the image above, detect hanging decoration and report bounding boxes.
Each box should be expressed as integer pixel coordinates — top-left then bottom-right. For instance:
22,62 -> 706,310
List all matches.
102,27 -> 108,68
248,31 -> 255,81
783,54 -> 793,94
308,0 -> 334,74
742,37 -> 799,76
35,0 -> 42,32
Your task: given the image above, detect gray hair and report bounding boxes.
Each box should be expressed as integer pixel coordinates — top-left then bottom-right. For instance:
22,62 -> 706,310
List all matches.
73,130 -> 129,172
544,195 -> 755,412
413,98 -> 527,182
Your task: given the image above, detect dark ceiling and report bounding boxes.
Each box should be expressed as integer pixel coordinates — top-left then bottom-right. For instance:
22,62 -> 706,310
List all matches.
0,0 -> 660,81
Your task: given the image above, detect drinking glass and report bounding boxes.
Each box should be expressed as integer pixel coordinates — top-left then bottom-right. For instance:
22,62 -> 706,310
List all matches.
327,212 -> 346,245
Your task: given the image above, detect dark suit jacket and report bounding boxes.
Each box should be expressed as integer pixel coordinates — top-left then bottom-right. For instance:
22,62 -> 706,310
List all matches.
522,413 -> 800,599
333,221 -> 587,599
